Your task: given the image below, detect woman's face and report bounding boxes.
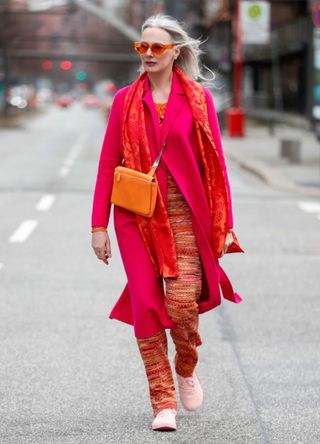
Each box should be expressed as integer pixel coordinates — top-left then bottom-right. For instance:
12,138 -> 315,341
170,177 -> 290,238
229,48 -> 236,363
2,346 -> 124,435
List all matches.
139,26 -> 180,74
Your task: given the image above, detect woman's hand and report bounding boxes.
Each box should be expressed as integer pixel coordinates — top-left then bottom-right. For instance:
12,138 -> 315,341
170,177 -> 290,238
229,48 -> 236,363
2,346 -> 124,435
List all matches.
220,229 -> 234,259
91,230 -> 112,265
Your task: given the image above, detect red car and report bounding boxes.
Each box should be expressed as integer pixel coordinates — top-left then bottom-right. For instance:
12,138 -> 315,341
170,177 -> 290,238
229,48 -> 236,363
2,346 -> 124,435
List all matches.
56,95 -> 73,107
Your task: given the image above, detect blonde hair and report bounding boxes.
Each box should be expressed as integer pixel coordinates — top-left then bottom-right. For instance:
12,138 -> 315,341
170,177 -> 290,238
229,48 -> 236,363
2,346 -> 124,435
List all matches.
140,14 -> 214,82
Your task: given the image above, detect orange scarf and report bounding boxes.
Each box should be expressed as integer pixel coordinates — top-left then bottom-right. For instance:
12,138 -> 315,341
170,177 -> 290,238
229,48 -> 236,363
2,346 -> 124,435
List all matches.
121,65 -> 230,278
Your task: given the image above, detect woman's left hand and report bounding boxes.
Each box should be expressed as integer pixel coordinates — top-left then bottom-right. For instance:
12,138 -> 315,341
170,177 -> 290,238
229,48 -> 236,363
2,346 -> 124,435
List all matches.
220,229 -> 234,258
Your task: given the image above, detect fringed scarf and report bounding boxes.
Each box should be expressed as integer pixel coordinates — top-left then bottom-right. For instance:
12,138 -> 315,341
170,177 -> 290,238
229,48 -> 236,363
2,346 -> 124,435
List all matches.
121,65 -> 230,278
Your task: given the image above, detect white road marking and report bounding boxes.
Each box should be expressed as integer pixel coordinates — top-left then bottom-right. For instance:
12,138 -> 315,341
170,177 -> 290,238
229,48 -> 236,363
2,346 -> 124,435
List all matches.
58,137 -> 85,177
0,263 -> 3,271
298,201 -> 320,214
59,166 -> 70,177
36,194 -> 56,211
64,145 -> 81,167
9,220 -> 38,243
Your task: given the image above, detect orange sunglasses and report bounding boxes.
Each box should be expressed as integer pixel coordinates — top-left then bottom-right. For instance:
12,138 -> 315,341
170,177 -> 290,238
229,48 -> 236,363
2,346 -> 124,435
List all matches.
133,41 -> 175,56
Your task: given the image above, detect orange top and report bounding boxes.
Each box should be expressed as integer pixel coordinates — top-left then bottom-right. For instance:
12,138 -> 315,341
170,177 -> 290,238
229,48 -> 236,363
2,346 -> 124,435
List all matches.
154,102 -> 167,125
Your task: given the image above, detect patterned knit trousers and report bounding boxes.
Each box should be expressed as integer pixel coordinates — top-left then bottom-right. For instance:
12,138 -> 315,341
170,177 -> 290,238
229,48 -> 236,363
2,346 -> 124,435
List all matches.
136,170 -> 203,416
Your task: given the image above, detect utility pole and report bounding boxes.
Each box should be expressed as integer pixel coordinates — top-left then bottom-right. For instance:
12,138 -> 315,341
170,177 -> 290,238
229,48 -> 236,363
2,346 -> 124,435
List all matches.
307,6 -> 314,127
233,0 -> 243,109
225,0 -> 245,137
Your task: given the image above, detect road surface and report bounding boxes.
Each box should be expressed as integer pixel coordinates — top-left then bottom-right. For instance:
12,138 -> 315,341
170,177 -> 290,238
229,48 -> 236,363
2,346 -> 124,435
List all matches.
0,103 -> 319,443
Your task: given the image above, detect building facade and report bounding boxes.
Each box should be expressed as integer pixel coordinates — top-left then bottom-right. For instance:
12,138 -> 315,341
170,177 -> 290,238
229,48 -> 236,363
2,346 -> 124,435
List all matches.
201,0 -> 312,120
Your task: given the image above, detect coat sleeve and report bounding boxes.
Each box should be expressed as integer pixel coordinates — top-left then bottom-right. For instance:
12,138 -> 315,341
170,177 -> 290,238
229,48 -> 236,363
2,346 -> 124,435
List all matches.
91,91 -> 124,228
204,88 -> 234,229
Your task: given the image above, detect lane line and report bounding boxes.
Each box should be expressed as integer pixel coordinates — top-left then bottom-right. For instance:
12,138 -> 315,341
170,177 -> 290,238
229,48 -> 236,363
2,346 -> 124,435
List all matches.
0,263 -> 3,271
59,166 -> 70,177
298,201 -> 320,214
64,145 -> 81,167
36,194 -> 56,211
9,220 -> 38,243
58,138 -> 84,178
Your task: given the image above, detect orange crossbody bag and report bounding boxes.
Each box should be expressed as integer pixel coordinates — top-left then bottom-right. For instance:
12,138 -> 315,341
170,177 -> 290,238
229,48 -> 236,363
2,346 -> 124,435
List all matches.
111,140 -> 166,218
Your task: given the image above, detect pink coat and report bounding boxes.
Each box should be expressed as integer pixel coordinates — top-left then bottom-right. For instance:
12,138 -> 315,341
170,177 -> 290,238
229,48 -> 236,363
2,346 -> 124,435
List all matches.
91,71 -> 242,339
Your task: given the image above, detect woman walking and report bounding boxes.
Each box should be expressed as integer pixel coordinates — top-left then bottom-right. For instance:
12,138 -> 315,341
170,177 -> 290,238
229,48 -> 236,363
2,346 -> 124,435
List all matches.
91,14 -> 243,431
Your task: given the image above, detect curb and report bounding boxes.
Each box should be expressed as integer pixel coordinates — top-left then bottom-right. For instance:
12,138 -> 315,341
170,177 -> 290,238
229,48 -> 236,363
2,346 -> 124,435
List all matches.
224,147 -> 320,198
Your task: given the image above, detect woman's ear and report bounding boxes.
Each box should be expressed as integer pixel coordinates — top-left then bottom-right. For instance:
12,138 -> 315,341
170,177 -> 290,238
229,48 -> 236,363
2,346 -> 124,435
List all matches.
174,47 -> 180,60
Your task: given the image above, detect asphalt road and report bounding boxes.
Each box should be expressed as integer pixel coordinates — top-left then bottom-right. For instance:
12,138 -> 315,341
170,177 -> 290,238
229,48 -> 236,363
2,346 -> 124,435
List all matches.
0,104 -> 319,444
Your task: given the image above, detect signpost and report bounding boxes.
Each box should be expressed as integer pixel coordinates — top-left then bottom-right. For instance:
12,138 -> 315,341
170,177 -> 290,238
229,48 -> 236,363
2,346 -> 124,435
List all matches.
226,1 -> 270,137
226,0 -> 245,137
309,0 -> 320,174
312,1 -> 320,27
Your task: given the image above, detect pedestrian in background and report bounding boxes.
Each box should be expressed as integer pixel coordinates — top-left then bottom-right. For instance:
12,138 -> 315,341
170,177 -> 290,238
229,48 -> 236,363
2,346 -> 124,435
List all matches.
91,14 -> 243,432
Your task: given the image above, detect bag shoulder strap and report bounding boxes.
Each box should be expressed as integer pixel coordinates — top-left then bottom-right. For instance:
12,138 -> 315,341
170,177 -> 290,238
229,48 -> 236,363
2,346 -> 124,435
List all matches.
152,140 -> 166,169
147,140 -> 166,177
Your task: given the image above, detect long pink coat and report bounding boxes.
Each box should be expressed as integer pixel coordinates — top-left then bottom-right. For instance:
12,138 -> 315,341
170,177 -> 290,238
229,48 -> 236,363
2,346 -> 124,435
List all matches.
91,71 -> 242,339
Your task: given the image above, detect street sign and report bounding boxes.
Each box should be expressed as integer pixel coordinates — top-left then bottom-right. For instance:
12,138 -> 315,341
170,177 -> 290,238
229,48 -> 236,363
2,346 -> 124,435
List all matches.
313,2 -> 320,27
240,1 -> 270,45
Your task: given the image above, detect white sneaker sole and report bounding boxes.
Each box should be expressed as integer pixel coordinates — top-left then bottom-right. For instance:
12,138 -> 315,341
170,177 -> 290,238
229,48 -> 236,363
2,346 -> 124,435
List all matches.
152,423 -> 176,431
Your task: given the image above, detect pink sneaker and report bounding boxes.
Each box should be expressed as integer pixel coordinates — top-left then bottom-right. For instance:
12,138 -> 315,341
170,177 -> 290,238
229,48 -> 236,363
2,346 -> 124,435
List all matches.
152,408 -> 177,431
174,356 -> 203,411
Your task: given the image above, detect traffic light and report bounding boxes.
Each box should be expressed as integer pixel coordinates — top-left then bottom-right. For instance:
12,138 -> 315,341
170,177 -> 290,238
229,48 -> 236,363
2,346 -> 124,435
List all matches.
60,60 -> 73,71
41,60 -> 53,70
75,71 -> 87,81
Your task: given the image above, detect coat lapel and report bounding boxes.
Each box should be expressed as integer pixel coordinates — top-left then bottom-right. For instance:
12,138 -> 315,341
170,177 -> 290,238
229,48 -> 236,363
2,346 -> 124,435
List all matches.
142,71 -> 186,150
142,77 -> 161,150
159,73 -> 186,147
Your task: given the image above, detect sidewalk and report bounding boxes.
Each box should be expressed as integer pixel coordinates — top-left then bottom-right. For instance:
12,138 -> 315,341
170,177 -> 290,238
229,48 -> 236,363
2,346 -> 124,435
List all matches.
0,108 -> 42,128
222,120 -> 320,197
